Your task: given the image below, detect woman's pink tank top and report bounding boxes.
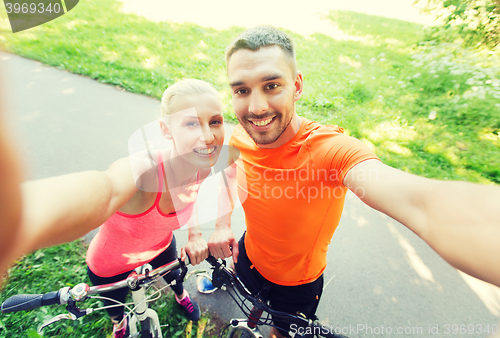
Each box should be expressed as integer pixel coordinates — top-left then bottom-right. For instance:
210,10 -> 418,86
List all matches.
86,157 -> 199,277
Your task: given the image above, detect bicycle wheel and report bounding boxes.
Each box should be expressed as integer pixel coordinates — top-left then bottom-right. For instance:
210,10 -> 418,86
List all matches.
227,326 -> 262,338
139,318 -> 159,338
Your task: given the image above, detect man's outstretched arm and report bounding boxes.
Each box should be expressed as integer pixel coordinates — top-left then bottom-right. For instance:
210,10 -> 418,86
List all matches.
208,161 -> 240,262
344,159 -> 500,287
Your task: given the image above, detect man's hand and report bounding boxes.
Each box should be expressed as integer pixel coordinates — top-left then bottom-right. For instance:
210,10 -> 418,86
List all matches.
208,226 -> 239,263
181,233 -> 209,266
209,156 -> 239,263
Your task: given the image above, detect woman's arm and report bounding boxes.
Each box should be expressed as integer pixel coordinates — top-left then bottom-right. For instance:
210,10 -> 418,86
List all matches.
0,115 -> 24,277
13,157 -> 138,260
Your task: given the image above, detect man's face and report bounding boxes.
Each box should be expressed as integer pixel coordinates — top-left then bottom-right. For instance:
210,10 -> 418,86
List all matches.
227,45 -> 302,148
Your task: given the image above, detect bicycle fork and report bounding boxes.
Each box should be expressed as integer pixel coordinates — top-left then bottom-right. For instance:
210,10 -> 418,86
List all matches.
227,307 -> 264,338
128,287 -> 162,337
127,265 -> 163,338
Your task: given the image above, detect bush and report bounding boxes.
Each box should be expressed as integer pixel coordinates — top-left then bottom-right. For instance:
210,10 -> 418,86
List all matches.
417,0 -> 500,47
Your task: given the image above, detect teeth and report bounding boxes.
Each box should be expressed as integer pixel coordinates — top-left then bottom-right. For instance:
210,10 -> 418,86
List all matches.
194,147 -> 216,155
252,118 -> 273,127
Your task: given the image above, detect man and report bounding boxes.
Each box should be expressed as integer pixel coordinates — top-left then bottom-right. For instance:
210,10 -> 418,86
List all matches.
206,26 -> 500,338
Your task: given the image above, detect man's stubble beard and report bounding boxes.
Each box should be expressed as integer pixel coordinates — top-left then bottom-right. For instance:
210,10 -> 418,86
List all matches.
239,100 -> 295,146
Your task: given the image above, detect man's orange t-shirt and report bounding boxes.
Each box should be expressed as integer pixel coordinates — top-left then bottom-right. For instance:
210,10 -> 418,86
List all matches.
229,118 -> 379,286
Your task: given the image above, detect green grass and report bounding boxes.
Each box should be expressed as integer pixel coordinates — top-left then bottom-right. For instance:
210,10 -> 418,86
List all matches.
0,241 -> 216,338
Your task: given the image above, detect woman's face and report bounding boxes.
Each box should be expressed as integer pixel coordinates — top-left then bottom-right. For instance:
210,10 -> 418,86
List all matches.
163,93 -> 224,169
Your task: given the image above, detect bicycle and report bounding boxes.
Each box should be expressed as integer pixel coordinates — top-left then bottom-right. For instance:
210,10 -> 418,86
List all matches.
2,256 -> 347,338
1,257 -> 200,338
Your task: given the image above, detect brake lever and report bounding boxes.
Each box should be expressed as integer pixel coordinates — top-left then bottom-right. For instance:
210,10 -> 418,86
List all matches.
174,260 -> 189,286
38,313 -> 77,333
211,261 -> 224,288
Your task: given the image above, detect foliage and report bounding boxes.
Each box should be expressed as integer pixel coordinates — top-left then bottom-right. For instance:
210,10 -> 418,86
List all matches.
403,41 -> 500,183
417,0 -> 500,47
297,10 -> 500,183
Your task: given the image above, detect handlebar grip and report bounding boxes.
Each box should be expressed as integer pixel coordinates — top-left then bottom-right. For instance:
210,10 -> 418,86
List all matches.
1,291 -> 60,313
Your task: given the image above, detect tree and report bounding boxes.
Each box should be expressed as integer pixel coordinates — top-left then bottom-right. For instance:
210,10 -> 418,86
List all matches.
417,0 -> 500,47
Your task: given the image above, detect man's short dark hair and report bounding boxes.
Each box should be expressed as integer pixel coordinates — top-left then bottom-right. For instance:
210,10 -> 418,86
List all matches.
225,26 -> 297,74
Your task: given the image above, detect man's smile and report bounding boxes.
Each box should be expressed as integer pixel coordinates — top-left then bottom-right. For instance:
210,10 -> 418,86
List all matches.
248,116 -> 276,130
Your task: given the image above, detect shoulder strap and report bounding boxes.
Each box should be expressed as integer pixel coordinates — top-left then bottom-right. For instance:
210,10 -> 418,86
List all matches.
155,152 -> 165,204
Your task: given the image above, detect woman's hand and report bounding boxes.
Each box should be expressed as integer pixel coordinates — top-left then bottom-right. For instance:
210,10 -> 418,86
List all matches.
181,232 -> 208,266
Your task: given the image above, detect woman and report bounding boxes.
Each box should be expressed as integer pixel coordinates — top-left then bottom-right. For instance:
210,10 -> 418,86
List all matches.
84,79 -> 224,337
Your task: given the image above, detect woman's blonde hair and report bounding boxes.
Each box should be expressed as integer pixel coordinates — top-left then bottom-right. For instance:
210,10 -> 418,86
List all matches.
160,79 -> 219,123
